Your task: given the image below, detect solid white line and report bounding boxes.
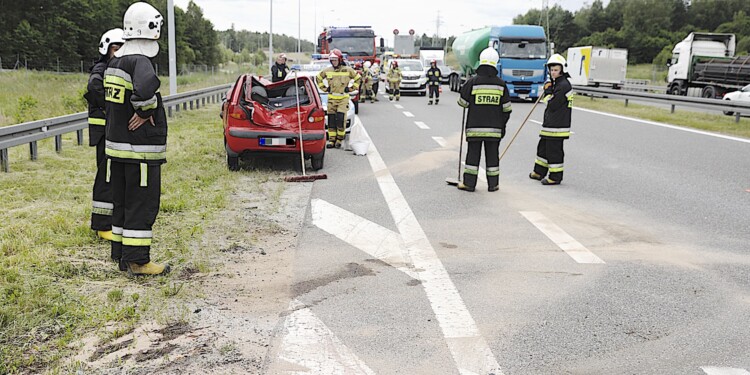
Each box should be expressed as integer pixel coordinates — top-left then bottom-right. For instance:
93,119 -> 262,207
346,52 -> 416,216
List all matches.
311,199 -> 418,279
432,136 -> 448,148
403,111 -> 414,117
520,211 -> 605,264
414,121 -> 430,129
702,367 -> 750,375
394,104 -> 404,109
366,136 -> 503,374
277,300 -> 376,374
575,107 -> 750,144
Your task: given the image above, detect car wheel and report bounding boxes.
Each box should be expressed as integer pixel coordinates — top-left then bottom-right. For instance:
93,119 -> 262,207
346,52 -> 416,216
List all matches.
227,154 -> 240,171
311,149 -> 325,170
723,99 -> 734,116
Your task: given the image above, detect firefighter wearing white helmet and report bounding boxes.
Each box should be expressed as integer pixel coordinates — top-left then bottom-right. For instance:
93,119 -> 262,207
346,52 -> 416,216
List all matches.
104,2 -> 170,276
361,61 -> 376,103
316,49 -> 361,148
529,53 -> 573,185
85,28 -> 124,242
456,47 -> 512,192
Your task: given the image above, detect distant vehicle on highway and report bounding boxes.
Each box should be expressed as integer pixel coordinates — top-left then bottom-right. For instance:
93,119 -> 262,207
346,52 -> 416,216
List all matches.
721,84 -> 750,115
385,59 -> 427,96
567,46 -> 628,89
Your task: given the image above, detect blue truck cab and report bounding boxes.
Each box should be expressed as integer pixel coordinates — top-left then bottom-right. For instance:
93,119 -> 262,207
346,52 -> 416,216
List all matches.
490,26 -> 548,100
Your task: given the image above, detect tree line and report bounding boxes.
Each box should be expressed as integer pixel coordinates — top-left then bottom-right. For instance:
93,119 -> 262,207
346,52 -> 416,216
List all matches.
513,0 -> 750,65
0,0 -> 313,72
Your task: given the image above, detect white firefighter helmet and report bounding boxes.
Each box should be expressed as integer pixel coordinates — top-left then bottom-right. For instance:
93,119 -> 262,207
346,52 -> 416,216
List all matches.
479,47 -> 499,68
122,2 -> 163,40
546,54 -> 567,72
364,61 -> 371,69
98,28 -> 125,55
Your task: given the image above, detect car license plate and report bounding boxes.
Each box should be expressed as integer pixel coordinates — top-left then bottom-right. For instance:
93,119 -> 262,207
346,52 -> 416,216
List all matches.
402,83 -> 417,88
519,94 -> 528,99
259,137 -> 293,146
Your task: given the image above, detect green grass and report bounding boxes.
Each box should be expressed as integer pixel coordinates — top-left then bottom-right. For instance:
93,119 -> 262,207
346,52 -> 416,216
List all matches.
574,94 -> 750,139
0,69 -> 238,127
626,64 -> 668,84
0,104 -> 281,373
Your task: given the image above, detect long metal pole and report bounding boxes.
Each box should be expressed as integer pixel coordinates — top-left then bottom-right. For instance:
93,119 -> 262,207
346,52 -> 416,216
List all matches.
269,0 -> 273,75
168,0 -> 177,95
298,0 -> 301,54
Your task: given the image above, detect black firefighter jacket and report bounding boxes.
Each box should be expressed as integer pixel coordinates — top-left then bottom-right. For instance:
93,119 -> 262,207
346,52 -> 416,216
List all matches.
541,74 -> 573,139
457,67 -> 512,141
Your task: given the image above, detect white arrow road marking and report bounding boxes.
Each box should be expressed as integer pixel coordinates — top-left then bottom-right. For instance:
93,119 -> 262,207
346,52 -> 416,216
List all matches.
414,121 -> 430,129
403,111 -> 414,117
277,300 -> 376,375
394,104 -> 404,109
311,199 -> 418,279
366,136 -> 504,375
702,367 -> 750,375
432,136 -> 448,148
520,211 -> 605,264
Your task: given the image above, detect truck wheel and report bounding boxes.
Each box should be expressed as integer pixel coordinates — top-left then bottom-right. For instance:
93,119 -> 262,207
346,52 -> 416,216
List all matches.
311,150 -> 325,171
668,83 -> 683,96
701,86 -> 716,98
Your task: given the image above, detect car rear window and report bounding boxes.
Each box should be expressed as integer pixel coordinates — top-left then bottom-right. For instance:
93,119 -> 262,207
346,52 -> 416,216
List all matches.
243,78 -> 312,109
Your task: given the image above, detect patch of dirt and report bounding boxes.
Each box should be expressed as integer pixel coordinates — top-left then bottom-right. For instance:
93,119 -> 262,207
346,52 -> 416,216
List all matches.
69,177 -> 313,374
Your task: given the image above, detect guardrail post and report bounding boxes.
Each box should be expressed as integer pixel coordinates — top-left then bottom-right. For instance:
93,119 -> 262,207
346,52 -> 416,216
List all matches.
168,106 -> 173,117
189,100 -> 193,110
175,104 -> 180,113
54,135 -> 62,153
202,97 -> 206,106
196,98 -> 200,109
183,102 -> 187,111
1,149 -> 8,172
671,104 -> 675,114
30,141 -> 38,161
625,99 -> 629,107
736,113 -> 741,123
76,129 -> 83,145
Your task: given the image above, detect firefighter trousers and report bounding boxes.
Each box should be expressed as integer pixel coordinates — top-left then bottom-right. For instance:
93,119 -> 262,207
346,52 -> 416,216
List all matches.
463,139 -> 500,189
110,161 -> 161,267
428,85 -> 440,100
533,138 -> 565,182
91,138 -> 113,231
327,99 -> 348,145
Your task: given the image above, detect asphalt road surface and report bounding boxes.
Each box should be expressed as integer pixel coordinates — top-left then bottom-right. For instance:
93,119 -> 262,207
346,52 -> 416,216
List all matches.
265,86 -> 750,374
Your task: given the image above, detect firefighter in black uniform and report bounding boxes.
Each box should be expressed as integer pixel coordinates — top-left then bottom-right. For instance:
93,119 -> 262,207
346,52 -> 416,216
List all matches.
104,2 -> 170,275
426,59 -> 441,105
529,54 -> 572,185
271,53 -> 289,82
456,47 -> 512,192
85,28 -> 124,241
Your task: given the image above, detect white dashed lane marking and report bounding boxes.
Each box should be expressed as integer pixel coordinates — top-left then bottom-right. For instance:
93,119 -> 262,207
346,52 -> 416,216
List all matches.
403,111 -> 414,117
414,121 -> 430,129
432,136 -> 447,148
520,211 -> 605,264
394,104 -> 404,109
701,367 -> 750,375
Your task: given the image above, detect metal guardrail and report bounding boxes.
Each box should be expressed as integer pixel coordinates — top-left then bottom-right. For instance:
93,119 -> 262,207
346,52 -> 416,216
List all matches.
573,85 -> 750,122
0,83 -> 231,172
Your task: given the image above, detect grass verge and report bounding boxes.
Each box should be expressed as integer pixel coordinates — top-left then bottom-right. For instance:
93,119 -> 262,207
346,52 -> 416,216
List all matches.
0,69 -> 238,127
0,104 -> 281,374
574,94 -> 750,139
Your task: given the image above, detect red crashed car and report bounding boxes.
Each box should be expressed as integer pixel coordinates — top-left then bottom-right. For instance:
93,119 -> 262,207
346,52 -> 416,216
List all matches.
221,74 -> 327,171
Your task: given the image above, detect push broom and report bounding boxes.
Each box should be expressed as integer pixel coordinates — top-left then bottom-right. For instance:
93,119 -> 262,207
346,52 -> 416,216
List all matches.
284,71 -> 328,182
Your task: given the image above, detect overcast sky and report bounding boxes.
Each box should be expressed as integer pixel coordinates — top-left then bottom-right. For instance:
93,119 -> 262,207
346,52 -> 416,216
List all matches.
174,0 -> 607,47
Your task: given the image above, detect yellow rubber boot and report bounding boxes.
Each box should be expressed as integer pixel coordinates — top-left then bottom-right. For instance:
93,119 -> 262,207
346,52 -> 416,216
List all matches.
127,262 -> 171,276
97,230 -> 113,241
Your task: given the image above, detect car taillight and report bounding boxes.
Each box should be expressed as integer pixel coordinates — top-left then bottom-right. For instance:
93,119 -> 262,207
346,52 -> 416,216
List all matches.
228,104 -> 246,120
308,108 -> 325,123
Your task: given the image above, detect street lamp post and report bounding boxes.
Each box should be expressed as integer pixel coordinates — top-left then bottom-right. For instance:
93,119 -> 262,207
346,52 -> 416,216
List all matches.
269,0 -> 273,75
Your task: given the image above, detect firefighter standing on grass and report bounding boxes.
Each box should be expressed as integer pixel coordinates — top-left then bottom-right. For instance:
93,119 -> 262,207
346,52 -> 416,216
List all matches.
427,59 -> 441,105
456,47 -> 512,192
104,2 -> 170,276
316,49 -> 361,148
271,53 -> 289,82
387,60 -> 402,101
85,28 -> 124,241
529,53 -> 573,185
